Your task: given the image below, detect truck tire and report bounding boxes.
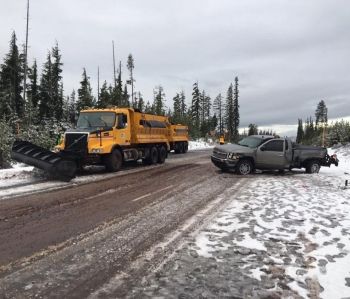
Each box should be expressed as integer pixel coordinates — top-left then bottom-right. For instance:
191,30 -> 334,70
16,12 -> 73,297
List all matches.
174,142 -> 181,154
144,146 -> 158,165
236,159 -> 253,175
105,149 -> 122,172
183,142 -> 188,153
306,160 -> 320,174
158,146 -> 167,164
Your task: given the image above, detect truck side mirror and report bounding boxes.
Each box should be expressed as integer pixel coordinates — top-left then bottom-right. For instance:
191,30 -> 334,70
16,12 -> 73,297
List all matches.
260,146 -> 266,151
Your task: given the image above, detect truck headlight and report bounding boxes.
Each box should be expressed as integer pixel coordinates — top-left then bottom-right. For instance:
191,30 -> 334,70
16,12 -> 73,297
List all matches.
91,148 -> 103,153
228,153 -> 239,160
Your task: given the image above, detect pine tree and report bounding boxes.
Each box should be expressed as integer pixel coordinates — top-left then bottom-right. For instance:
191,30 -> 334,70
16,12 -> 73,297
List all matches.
76,68 -> 94,111
191,82 -> 201,136
114,62 -> 123,106
225,83 -> 234,141
38,52 -> 53,120
97,81 -> 111,108
248,124 -> 258,135
127,54 -> 135,106
200,90 -> 211,137
315,100 -> 328,127
121,84 -> 130,107
136,92 -> 144,111
172,93 -> 181,124
180,91 -> 186,120
0,31 -> 24,119
67,90 -> 77,124
213,94 -> 224,136
296,118 -> 304,144
153,85 -> 165,115
51,43 -> 64,121
144,100 -> 153,114
232,77 -> 240,141
27,60 -> 39,108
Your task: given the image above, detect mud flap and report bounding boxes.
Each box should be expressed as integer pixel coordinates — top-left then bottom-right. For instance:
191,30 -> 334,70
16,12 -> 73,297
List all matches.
11,140 -> 77,181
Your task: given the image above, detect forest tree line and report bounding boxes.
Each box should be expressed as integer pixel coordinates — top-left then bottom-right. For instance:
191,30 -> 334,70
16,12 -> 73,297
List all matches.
296,100 -> 350,146
0,31 -> 241,167
2,31 -> 348,168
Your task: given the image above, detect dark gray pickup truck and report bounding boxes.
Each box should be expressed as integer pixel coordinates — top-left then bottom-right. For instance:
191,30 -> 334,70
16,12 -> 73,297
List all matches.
211,135 -> 339,175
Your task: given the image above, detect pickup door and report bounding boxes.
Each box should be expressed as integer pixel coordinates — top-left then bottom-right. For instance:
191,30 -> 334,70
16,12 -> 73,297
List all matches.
255,139 -> 289,169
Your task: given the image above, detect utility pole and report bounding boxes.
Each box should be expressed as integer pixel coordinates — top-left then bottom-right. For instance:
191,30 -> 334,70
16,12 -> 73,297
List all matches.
112,41 -> 116,89
97,66 -> 100,104
23,0 -> 30,122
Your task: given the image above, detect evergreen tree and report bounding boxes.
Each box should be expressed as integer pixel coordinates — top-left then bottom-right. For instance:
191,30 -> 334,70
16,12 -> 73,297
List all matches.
121,84 -> 130,107
38,52 -> 53,120
213,93 -> 224,136
296,118 -> 304,144
225,83 -> 234,141
27,60 -> 39,108
0,31 -> 24,118
67,90 -> 77,124
172,93 -> 181,123
77,68 -> 94,111
136,92 -> 144,111
127,54 -> 135,106
191,82 -> 201,136
315,100 -> 328,127
113,62 -> 123,106
51,43 -> 64,121
248,123 -> 258,136
232,77 -> 240,141
144,100 -> 153,114
179,91 -> 187,120
153,85 -> 165,115
97,81 -> 111,108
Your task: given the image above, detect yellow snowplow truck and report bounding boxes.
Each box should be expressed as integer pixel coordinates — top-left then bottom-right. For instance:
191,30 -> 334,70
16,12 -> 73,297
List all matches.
11,108 -> 188,180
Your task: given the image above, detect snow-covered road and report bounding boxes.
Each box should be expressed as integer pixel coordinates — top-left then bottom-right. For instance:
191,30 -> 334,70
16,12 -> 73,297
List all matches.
129,146 -> 350,298
1,141 -> 349,298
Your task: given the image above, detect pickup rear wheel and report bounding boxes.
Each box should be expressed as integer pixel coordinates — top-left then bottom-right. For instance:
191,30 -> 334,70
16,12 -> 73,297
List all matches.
306,160 -> 320,174
236,159 -> 253,175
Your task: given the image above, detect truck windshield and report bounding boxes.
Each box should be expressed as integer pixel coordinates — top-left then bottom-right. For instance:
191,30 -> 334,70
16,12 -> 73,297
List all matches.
77,112 -> 116,128
238,136 -> 268,148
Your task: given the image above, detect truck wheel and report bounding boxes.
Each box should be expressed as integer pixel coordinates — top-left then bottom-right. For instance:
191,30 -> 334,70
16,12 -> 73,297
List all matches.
174,142 -> 181,154
236,159 -> 253,175
306,160 -> 320,174
145,146 -> 158,165
105,149 -> 122,172
183,142 -> 188,153
158,146 -> 167,164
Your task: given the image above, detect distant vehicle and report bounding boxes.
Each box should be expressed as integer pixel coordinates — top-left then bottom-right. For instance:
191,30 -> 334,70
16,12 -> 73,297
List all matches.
11,108 -> 188,180
211,135 -> 338,175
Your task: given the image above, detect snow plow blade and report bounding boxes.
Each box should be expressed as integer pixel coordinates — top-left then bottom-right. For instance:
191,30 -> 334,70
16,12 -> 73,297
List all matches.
11,140 -> 77,181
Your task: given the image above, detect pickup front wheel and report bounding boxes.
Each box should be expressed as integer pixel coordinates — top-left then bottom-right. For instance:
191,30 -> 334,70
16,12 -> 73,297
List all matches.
236,159 -> 253,175
306,160 -> 320,174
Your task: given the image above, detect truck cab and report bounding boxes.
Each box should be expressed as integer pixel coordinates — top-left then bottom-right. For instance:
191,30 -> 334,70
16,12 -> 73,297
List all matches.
255,138 -> 293,170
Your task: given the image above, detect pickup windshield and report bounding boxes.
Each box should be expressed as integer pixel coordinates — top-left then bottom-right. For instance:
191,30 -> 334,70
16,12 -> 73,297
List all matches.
238,136 -> 270,148
77,112 -> 116,129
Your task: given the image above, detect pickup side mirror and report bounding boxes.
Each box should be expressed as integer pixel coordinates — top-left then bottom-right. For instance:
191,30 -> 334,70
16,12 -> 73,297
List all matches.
260,146 -> 266,151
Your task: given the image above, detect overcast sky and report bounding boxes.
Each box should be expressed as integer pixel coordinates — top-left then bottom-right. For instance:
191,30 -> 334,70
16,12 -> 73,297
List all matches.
1,0 -> 349,135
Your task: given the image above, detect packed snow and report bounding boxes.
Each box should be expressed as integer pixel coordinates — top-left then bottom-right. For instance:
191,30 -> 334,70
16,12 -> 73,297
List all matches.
1,142 -> 350,297
191,145 -> 350,298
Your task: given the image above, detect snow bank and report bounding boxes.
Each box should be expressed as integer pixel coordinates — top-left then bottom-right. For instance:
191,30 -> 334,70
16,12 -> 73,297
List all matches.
188,139 -> 215,150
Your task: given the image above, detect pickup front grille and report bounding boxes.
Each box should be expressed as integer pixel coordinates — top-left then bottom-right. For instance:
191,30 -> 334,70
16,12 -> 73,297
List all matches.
212,149 -> 227,159
65,133 -> 88,153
